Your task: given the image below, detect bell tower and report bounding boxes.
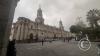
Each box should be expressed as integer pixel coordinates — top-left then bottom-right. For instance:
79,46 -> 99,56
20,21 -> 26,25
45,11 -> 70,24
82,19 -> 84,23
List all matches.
35,5 -> 44,24
59,19 -> 64,30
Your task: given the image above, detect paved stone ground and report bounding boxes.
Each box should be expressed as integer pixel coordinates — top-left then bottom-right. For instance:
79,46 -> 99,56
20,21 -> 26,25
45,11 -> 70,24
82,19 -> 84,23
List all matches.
16,40 -> 99,56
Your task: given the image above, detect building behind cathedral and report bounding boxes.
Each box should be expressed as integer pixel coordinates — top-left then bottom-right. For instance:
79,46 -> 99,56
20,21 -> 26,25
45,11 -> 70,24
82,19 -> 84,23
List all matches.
11,6 -> 74,43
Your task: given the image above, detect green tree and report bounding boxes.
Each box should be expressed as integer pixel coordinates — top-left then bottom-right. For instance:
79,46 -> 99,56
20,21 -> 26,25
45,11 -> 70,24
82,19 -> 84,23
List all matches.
70,17 -> 86,34
70,25 -> 84,33
87,9 -> 100,28
70,25 -> 78,33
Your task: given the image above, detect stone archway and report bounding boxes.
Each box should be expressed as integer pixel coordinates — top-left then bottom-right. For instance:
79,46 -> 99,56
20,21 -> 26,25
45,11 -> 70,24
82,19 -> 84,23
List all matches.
29,33 -> 33,39
29,33 -> 33,43
53,34 -> 57,39
35,34 -> 38,42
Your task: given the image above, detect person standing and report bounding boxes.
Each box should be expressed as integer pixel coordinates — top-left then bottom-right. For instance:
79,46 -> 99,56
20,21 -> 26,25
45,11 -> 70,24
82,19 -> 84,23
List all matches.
6,39 -> 16,56
63,38 -> 66,42
68,38 -> 69,43
41,39 -> 44,46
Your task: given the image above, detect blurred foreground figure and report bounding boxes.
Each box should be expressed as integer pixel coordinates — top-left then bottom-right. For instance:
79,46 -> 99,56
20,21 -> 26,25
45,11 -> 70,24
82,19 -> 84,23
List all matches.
6,39 -> 16,56
98,44 -> 100,56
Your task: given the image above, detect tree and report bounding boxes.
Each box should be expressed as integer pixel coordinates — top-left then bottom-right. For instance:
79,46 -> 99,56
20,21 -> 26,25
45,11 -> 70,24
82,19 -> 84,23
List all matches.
70,25 -> 78,33
70,17 -> 86,33
70,25 -> 84,33
87,9 -> 100,28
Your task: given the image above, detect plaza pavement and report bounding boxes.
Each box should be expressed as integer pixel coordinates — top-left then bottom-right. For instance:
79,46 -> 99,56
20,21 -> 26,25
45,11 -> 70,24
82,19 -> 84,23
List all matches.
16,40 -> 99,56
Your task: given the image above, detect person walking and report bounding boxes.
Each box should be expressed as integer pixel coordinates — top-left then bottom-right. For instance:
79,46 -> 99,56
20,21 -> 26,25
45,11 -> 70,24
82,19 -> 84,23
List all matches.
63,38 -> 66,42
41,39 -> 44,46
68,38 -> 70,43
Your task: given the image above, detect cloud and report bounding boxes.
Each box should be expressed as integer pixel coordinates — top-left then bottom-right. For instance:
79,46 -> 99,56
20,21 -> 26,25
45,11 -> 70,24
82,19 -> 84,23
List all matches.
14,0 -> 100,31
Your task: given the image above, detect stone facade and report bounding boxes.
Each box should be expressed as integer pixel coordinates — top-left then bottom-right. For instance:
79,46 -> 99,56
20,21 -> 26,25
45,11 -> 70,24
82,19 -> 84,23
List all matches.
11,7 -> 73,43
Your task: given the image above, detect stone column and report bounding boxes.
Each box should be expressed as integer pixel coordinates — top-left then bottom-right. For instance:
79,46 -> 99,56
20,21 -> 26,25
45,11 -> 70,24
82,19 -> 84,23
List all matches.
13,24 -> 17,40
27,24 -> 30,39
20,23 -> 24,40
16,24 -> 21,40
24,23 -> 28,40
0,0 -> 19,56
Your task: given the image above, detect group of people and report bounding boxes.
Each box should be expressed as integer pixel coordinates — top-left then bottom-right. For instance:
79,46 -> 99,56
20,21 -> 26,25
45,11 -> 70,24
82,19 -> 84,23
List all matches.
63,37 -> 73,42
41,39 -> 53,46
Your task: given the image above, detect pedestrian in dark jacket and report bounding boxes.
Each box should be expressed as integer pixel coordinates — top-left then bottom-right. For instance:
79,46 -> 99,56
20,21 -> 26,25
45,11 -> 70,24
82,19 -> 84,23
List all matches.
6,39 -> 16,56
41,39 -> 44,46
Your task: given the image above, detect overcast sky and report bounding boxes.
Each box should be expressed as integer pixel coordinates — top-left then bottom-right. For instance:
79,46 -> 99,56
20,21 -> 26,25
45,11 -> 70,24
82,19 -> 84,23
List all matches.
13,0 -> 100,31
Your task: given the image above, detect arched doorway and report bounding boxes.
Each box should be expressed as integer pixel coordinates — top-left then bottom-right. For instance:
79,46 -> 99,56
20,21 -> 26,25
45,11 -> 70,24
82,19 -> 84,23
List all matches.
35,34 -> 38,42
29,33 -> 33,43
53,34 -> 57,39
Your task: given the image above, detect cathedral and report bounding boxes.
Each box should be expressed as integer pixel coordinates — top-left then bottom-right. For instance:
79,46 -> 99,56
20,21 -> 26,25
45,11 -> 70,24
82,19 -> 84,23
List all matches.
11,6 -> 73,43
